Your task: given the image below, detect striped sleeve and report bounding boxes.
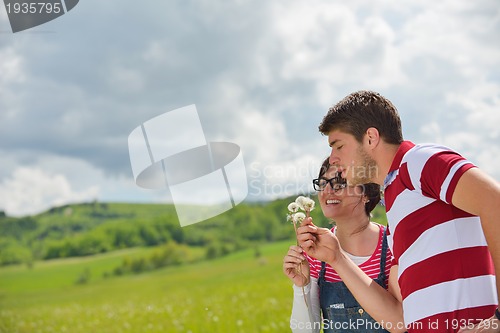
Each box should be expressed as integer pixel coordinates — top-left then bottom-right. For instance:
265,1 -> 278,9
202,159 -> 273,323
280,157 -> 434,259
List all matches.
402,145 -> 476,204
305,252 -> 320,280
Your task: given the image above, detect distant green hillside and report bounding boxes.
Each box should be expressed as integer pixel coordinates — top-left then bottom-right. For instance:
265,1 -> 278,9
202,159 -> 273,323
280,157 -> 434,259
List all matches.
0,240 -> 298,332
0,198 -> 387,267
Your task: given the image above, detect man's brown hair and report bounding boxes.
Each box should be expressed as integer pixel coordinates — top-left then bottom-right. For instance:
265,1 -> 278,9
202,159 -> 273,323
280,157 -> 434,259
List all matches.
319,90 -> 403,144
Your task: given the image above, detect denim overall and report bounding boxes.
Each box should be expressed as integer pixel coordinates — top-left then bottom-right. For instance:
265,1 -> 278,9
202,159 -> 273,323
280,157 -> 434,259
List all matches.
319,228 -> 390,333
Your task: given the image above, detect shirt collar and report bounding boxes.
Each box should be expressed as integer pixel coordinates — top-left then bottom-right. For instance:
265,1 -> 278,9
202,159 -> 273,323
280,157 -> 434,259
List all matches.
388,141 -> 415,173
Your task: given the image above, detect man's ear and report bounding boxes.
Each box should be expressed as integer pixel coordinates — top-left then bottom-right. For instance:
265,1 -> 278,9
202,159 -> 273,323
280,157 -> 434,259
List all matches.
365,127 -> 380,148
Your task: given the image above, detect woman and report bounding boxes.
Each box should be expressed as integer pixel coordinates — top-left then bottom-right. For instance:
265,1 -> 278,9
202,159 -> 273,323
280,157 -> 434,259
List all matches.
283,158 -> 398,333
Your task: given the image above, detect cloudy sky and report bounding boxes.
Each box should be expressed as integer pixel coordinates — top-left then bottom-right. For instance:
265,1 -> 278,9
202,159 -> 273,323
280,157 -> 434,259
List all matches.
0,0 -> 499,217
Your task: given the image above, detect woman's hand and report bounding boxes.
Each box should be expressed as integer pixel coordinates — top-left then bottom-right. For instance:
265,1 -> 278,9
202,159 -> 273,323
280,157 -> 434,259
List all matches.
283,245 -> 310,287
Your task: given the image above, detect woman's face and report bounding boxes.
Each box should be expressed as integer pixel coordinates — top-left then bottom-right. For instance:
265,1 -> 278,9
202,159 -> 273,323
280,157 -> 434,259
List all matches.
318,167 -> 366,220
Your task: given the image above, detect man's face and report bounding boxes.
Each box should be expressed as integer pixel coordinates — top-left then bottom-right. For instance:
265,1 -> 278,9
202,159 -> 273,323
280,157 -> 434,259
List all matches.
327,130 -> 378,185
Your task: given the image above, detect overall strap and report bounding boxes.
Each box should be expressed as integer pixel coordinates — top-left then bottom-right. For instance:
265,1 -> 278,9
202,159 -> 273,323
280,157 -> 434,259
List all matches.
377,226 -> 388,288
319,261 -> 327,282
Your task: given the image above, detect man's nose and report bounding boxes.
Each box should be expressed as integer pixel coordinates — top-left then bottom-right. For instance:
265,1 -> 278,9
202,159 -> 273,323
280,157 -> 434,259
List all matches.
329,149 -> 340,167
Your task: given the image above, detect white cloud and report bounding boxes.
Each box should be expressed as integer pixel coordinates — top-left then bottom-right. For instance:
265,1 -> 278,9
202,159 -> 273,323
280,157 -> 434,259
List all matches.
1,0 -> 499,216
0,167 -> 99,217
234,110 -> 327,200
475,146 -> 500,178
0,47 -> 26,124
0,47 -> 25,85
251,1 -> 409,114
247,153 -> 324,200
0,152 -> 169,216
446,84 -> 500,140
106,66 -> 145,94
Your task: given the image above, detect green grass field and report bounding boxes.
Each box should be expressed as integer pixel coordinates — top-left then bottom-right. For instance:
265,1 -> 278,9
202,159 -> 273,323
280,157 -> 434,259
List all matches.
0,241 -> 296,333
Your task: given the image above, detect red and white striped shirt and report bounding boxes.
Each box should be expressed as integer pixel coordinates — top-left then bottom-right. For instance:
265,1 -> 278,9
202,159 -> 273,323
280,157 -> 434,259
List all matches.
384,141 -> 497,332
307,223 -> 393,287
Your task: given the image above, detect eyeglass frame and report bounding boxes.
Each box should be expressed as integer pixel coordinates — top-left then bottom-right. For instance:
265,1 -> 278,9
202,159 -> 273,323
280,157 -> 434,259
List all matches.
312,177 -> 347,192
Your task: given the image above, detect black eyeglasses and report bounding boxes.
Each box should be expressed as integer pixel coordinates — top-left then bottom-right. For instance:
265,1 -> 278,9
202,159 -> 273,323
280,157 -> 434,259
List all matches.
312,177 -> 347,192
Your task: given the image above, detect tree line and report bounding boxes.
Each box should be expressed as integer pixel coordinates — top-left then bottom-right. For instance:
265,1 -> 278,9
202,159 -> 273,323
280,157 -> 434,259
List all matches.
0,198 -> 387,267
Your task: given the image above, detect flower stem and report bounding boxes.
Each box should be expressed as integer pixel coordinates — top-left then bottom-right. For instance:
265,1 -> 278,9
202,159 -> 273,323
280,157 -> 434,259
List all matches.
293,218 -> 309,309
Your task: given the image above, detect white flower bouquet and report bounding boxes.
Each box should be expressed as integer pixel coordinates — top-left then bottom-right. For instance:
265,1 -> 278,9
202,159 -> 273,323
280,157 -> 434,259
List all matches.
287,195 -> 315,308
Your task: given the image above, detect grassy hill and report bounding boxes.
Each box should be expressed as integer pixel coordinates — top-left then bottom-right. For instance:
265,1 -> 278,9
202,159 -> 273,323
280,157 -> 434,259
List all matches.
0,199 -> 387,332
0,240 -> 295,333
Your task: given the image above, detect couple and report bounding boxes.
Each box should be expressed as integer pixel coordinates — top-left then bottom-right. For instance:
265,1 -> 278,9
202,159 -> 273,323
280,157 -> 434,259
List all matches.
283,91 -> 500,333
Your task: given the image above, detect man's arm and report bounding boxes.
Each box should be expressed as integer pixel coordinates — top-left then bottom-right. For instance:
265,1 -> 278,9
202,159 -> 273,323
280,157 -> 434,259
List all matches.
452,167 -> 500,332
329,253 -> 405,332
297,220 -> 405,332
452,168 -> 500,305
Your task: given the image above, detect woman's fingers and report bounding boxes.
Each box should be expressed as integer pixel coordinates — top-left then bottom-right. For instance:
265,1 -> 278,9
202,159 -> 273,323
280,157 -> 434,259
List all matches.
300,216 -> 315,227
296,228 -> 317,246
284,253 -> 306,265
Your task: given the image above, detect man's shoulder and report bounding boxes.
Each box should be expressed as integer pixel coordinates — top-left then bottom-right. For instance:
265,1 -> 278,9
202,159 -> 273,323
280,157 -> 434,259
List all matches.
400,142 -> 463,169
405,142 -> 457,157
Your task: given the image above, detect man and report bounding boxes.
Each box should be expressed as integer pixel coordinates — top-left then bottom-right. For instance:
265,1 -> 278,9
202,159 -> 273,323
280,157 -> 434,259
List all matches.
297,90 -> 500,332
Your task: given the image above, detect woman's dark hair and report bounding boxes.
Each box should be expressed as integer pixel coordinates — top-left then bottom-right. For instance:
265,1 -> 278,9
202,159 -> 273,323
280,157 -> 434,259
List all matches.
360,183 -> 381,216
317,157 -> 381,216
